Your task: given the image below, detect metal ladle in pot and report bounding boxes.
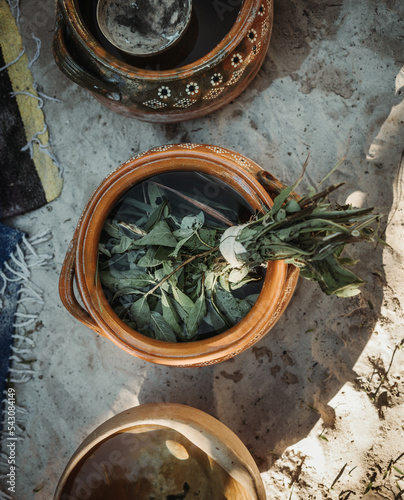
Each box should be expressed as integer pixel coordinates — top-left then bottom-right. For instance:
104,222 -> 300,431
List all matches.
96,0 -> 193,57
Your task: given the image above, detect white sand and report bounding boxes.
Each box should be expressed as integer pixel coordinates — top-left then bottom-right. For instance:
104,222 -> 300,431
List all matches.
1,0 -> 403,498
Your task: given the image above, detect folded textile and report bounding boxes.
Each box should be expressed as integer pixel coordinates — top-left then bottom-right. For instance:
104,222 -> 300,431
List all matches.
0,223 -> 25,401
0,0 -> 63,218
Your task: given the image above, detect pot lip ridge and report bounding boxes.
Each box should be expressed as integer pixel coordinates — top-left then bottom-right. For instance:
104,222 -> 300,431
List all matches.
62,0 -> 266,81
74,144 -> 288,365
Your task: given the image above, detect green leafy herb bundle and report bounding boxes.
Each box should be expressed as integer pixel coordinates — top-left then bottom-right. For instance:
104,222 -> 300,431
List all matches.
98,175 -> 381,343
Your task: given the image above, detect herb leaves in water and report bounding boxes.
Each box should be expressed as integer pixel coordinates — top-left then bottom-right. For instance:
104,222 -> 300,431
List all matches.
99,175 -> 381,343
98,176 -> 259,343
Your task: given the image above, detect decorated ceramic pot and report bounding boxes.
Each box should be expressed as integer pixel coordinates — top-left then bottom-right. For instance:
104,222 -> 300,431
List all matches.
53,0 -> 274,122
53,403 -> 266,499
59,144 -> 299,367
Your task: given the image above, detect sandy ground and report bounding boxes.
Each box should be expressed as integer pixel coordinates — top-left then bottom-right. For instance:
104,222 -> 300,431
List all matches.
1,0 -> 404,498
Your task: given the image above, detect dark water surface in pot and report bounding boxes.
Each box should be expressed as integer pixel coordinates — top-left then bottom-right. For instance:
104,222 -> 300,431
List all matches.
111,171 -> 254,226
77,0 -> 242,69
98,171 -> 265,341
60,427 -> 247,499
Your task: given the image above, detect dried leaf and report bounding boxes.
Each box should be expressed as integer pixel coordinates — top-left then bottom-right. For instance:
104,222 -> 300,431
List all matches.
130,296 -> 151,330
228,266 -> 250,283
118,221 -> 147,236
147,182 -> 165,209
204,298 -> 227,331
299,255 -> 364,297
219,274 -> 230,292
131,220 -> 177,248
100,270 -> 155,289
150,311 -> 177,342
171,284 -> 195,316
183,228 -> 217,251
204,271 -> 217,291
102,219 -> 122,238
154,245 -> 176,262
186,287 -> 207,339
98,243 -> 111,257
137,248 -> 161,267
284,199 -> 301,213
112,287 -> 142,302
173,212 -> 205,238
270,185 -> 297,217
161,290 -> 183,336
214,286 -> 251,325
111,235 -> 135,254
143,199 -> 168,231
169,235 -> 194,259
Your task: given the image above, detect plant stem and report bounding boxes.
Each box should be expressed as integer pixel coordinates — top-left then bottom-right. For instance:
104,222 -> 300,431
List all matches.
149,181 -> 234,226
298,183 -> 344,208
145,246 -> 220,297
373,339 -> 404,399
118,220 -> 147,236
194,229 -> 215,249
330,463 -> 347,489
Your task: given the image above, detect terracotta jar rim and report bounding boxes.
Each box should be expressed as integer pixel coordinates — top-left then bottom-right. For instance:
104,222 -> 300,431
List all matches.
64,0 -> 256,80
53,403 -> 266,500
73,144 -> 288,366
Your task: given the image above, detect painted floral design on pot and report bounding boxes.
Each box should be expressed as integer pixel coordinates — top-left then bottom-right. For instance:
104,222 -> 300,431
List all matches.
59,144 -> 298,367
53,0 -> 274,122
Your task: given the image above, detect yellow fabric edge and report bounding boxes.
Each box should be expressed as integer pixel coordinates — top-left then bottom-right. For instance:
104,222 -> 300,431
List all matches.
0,0 -> 63,202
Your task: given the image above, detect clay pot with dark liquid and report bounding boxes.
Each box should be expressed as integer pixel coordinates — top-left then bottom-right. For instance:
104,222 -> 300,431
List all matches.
58,144 -> 299,367
53,0 -> 274,122
53,403 -> 267,499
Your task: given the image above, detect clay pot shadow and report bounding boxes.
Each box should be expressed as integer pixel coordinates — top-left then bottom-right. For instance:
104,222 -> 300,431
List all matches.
155,0 -> 344,126
257,0 -> 343,85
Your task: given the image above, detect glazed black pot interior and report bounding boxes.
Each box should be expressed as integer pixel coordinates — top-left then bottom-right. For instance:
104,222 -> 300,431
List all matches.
76,0 -> 243,70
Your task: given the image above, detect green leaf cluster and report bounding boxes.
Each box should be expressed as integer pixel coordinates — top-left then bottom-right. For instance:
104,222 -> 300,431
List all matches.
236,184 -> 382,297
98,177 -> 382,343
98,182 -> 258,342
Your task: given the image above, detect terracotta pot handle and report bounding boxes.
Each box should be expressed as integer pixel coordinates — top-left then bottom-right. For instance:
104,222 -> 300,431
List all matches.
255,170 -> 302,201
59,237 -> 104,336
53,12 -> 121,101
